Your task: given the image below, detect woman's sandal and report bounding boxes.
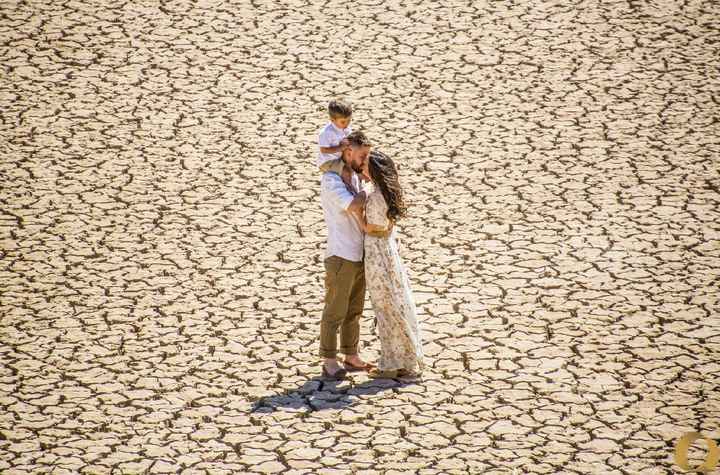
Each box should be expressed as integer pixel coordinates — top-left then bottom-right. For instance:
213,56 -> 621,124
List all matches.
396,369 -> 422,379
368,368 -> 399,379
322,365 -> 347,381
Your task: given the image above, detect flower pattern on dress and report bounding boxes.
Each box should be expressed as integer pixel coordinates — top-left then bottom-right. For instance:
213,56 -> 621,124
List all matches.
364,189 -> 424,372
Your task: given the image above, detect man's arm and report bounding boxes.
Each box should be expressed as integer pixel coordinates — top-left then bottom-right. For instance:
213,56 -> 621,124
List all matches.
361,192 -> 395,238
346,191 -> 367,215
369,220 -> 394,237
348,202 -> 394,238
323,174 -> 392,238
322,173 -> 359,212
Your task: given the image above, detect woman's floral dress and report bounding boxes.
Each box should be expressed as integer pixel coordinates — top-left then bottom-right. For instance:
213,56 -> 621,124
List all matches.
364,188 -> 424,373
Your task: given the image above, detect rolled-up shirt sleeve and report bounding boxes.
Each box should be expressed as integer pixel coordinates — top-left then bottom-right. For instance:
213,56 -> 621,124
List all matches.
322,173 -> 354,211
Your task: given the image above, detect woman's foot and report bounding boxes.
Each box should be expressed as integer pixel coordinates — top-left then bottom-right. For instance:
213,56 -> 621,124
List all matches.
368,368 -> 398,379
397,368 -> 422,379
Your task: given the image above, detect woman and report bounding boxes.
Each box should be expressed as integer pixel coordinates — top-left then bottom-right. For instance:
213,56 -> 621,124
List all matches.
350,150 -> 424,379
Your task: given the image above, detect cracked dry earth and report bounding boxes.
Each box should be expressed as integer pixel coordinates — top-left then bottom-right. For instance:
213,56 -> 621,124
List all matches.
1,0 -> 719,474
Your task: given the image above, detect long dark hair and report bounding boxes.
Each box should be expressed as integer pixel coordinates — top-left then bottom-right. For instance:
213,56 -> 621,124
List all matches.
367,150 -> 407,223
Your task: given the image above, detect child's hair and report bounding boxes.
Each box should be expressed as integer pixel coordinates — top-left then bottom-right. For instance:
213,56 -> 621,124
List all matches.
328,99 -> 353,118
367,150 -> 407,223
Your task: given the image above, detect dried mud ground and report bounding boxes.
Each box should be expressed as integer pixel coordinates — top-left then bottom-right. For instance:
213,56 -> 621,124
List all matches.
1,0 -> 720,474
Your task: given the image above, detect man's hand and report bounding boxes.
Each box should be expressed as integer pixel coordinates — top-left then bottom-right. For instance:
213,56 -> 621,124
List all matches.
366,220 -> 394,238
367,229 -> 391,238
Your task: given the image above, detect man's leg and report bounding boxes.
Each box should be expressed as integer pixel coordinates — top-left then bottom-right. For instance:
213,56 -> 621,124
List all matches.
341,261 -> 369,366
320,256 -> 354,369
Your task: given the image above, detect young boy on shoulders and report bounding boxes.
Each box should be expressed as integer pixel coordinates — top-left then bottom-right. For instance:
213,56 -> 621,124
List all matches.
317,99 -> 353,183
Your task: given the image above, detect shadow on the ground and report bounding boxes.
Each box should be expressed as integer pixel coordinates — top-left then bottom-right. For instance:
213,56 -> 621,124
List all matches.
249,374 -> 421,413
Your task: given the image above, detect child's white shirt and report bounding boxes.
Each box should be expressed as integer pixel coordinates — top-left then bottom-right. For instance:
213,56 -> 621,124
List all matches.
317,122 -> 352,168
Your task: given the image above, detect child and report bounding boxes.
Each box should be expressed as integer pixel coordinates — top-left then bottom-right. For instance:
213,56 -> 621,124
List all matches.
317,100 -> 353,179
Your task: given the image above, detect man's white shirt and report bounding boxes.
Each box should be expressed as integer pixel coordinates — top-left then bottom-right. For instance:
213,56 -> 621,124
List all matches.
320,169 -> 365,262
317,122 -> 352,168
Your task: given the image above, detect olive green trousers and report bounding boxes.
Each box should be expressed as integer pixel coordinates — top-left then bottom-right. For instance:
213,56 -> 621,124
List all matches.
319,255 -> 366,358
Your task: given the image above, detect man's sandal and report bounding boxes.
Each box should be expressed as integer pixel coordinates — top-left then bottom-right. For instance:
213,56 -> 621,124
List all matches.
343,360 -> 376,372
322,365 -> 347,381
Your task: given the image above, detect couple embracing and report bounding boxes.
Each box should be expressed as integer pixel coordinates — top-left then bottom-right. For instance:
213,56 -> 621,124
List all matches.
316,106 -> 424,380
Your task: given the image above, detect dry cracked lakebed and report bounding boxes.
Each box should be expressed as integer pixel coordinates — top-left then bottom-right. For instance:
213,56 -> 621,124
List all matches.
1,0 -> 719,473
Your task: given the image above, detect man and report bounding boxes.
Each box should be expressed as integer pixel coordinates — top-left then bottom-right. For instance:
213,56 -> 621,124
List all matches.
318,130 -> 388,380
